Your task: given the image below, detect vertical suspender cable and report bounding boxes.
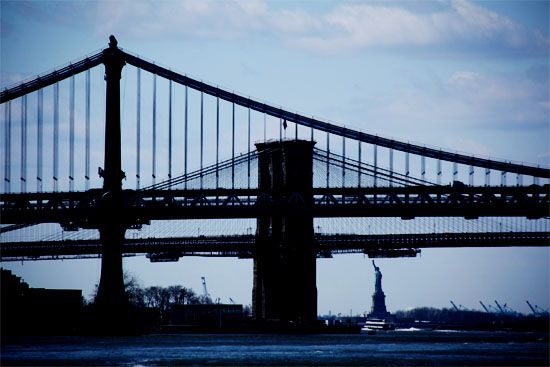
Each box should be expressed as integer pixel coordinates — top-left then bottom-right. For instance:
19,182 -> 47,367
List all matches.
469,165 -> 474,186
53,82 -> 59,191
485,168 -> 490,186
516,173 -> 522,186
453,161 -> 458,182
295,122 -> 298,140
436,157 -> 441,185
152,74 -> 157,185
69,76 -> 75,191
501,171 -> 506,186
232,102 -> 235,189
420,155 -> 425,182
358,141 -> 361,188
184,85 -> 188,189
247,108 -> 251,189
342,136 -> 346,187
85,69 -> 91,190
169,80 -> 173,180
20,95 -> 27,192
373,144 -> 378,187
264,112 -> 267,143
4,101 -> 10,193
216,96 -> 219,188
389,148 -> 393,187
200,91 -> 203,188
37,89 -> 43,192
405,151 -> 410,177
326,132 -> 330,188
279,118 -> 282,141
136,68 -> 140,189
311,127 -> 314,142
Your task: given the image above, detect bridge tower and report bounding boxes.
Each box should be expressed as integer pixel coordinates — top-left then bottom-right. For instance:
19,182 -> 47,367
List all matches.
253,140 -> 317,327
94,36 -> 129,329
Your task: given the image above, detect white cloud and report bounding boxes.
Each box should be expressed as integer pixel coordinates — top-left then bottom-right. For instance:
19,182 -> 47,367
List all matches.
448,0 -> 521,41
295,0 -> 547,53
35,0 -> 548,55
348,68 -> 549,149
445,70 -> 548,125
323,4 -> 440,47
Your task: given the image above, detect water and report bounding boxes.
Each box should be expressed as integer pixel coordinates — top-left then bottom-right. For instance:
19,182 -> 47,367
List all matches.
2,330 -> 548,366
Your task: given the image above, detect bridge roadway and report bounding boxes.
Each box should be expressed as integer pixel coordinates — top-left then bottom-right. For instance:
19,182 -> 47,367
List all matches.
1,185 -> 548,229
1,232 -> 548,261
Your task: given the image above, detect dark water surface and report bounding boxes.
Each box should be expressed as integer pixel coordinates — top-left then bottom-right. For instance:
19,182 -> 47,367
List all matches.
2,330 -> 548,366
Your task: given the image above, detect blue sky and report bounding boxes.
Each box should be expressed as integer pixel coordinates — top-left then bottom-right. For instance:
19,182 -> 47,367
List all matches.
1,0 -> 549,315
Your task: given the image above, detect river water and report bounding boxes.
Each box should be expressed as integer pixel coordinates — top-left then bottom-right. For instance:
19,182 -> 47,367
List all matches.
2,330 -> 548,366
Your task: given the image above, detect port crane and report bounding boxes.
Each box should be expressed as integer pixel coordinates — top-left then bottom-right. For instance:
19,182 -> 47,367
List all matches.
479,301 -> 491,313
526,301 -> 549,316
494,300 -> 516,315
450,300 -> 463,311
201,276 -> 211,300
526,300 -> 538,315
479,301 -> 499,314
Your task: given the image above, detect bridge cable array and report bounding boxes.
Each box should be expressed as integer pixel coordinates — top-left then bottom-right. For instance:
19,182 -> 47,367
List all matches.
0,42 -> 548,259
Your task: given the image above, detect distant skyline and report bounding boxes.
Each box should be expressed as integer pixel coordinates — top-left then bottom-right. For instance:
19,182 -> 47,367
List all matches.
1,0 -> 549,315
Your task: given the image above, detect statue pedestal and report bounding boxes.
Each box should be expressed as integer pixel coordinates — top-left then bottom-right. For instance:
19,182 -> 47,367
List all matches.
368,291 -> 390,318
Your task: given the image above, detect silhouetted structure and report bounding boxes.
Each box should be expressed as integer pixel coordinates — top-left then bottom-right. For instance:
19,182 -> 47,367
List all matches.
170,304 -> 243,327
93,35 -> 129,333
1,269 -> 82,335
253,140 -> 317,327
368,261 -> 390,318
1,36 -> 549,335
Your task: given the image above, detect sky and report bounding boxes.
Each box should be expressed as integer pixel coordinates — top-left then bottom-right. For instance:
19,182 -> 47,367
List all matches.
1,0 -> 549,315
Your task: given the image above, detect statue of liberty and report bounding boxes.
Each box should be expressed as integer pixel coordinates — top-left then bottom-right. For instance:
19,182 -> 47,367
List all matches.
372,260 -> 382,294
369,260 -> 390,318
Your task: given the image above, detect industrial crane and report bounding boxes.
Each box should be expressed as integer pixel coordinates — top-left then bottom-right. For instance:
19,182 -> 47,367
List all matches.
480,301 -> 499,313
201,276 -> 210,299
526,300 -> 538,315
526,301 -> 549,316
493,300 -> 516,315
502,303 -> 516,315
479,301 -> 491,313
494,300 -> 505,314
450,300 -> 460,311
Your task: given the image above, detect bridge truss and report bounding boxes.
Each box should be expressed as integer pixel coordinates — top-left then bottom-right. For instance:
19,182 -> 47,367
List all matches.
1,37 -> 549,262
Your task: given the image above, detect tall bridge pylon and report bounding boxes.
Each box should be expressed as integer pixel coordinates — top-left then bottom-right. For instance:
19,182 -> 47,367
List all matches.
253,140 -> 317,325
94,37 -> 128,323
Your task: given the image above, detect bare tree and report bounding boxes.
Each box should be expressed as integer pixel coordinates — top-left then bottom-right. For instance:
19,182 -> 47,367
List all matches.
144,286 -> 161,308
124,273 -> 145,307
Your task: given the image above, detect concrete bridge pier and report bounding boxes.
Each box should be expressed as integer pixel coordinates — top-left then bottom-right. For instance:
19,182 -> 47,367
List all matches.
253,140 -> 317,327
96,218 -> 127,308
95,221 -> 128,324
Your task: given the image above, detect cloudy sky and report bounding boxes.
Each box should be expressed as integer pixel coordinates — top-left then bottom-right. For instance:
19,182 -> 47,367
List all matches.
1,0 -> 549,315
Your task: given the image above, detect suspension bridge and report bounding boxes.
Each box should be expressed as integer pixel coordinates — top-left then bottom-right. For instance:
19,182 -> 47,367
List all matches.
1,36 -> 549,327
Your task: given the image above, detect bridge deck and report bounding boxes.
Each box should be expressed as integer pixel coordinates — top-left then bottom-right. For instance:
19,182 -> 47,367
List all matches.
1,232 -> 548,261
1,185 -> 548,227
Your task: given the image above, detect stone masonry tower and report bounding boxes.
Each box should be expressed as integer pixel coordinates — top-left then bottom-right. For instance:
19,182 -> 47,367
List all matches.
253,140 -> 317,327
